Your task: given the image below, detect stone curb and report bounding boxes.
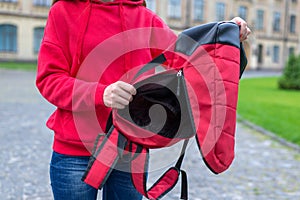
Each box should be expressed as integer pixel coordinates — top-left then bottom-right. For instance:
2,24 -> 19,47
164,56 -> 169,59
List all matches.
237,115 -> 300,153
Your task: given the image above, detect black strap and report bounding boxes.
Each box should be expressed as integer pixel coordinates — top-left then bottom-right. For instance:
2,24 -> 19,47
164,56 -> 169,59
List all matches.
175,140 -> 189,200
239,43 -> 248,79
93,125 -> 115,157
132,54 -> 167,81
180,170 -> 188,200
129,142 -> 144,161
105,112 -> 113,133
116,141 -> 144,163
82,125 -> 117,182
91,133 -> 106,156
117,132 -> 128,159
175,139 -> 189,169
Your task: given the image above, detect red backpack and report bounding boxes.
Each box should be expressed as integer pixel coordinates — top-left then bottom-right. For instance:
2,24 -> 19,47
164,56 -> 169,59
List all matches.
82,22 -> 247,200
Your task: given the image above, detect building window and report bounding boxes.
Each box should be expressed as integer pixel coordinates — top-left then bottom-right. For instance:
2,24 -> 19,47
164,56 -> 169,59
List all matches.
146,0 -> 156,12
273,12 -> 281,32
290,15 -> 296,33
216,2 -> 225,21
273,45 -> 280,63
33,0 -> 51,7
256,10 -> 264,30
289,47 -> 295,56
0,0 -> 18,2
193,0 -> 204,21
0,24 -> 17,52
238,6 -> 247,21
34,27 -> 44,53
168,0 -> 181,19
257,44 -> 263,64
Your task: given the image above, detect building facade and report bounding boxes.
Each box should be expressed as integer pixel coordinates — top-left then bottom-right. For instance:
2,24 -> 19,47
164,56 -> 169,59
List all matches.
0,0 -> 49,61
148,0 -> 300,70
0,0 -> 299,70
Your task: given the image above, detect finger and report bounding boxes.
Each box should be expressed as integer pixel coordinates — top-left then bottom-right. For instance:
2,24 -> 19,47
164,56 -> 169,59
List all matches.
115,82 -> 136,103
103,81 -> 136,108
231,17 -> 249,41
107,91 -> 130,109
246,27 -> 251,35
240,22 -> 247,33
231,17 -> 244,26
109,81 -> 135,101
117,81 -> 137,95
110,101 -> 126,109
242,26 -> 251,41
113,94 -> 132,107
240,24 -> 247,38
113,87 -> 133,102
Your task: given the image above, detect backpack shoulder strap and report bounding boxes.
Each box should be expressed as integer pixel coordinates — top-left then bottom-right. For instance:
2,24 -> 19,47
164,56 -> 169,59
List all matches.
130,140 -> 189,200
82,126 -> 125,189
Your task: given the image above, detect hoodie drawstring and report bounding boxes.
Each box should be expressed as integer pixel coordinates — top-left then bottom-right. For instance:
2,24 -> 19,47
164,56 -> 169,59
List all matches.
73,0 -> 93,75
119,3 -> 131,80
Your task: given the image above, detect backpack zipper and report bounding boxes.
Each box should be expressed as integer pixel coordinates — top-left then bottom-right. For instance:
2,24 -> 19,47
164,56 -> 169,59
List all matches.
177,69 -> 183,96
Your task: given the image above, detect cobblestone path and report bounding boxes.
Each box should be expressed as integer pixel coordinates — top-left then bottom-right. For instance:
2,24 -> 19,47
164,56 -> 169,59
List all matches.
0,69 -> 299,200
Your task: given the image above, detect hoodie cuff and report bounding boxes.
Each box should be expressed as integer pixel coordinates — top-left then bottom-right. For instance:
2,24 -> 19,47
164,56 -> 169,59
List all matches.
95,83 -> 107,107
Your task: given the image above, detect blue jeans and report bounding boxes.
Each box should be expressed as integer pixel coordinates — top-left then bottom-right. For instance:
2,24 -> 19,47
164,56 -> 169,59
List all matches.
50,151 -> 142,200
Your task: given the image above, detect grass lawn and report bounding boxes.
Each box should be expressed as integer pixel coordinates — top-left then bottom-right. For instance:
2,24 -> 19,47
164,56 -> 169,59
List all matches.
0,62 -> 37,71
238,77 -> 300,146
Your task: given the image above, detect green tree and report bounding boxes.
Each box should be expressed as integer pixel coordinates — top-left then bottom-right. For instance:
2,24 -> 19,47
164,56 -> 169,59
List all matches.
278,54 -> 300,90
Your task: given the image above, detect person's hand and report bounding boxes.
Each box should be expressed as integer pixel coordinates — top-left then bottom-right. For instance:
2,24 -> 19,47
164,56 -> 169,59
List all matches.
103,81 -> 136,109
230,17 -> 251,42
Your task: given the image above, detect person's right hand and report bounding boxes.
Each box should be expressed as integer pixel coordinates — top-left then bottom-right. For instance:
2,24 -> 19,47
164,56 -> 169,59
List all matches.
103,81 -> 136,109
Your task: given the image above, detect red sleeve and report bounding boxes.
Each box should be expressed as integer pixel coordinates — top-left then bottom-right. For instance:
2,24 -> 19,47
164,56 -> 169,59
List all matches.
36,9 -> 106,112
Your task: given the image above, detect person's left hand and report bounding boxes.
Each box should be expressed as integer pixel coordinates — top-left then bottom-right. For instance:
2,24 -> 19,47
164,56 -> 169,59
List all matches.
230,17 -> 251,42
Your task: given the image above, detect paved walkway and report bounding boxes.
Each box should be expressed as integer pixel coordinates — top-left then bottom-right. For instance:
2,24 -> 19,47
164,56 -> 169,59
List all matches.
0,69 -> 299,200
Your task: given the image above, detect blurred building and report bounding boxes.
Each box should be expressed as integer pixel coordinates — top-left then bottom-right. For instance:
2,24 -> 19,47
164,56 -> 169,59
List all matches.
148,0 -> 300,70
1,0 -> 299,70
0,0 -> 49,61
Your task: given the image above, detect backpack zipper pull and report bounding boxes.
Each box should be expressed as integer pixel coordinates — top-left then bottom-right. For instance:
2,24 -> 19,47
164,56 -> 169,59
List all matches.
177,70 -> 182,96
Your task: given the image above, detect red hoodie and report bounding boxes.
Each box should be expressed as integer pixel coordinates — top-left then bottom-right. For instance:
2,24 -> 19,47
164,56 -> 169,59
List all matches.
36,0 -> 177,156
